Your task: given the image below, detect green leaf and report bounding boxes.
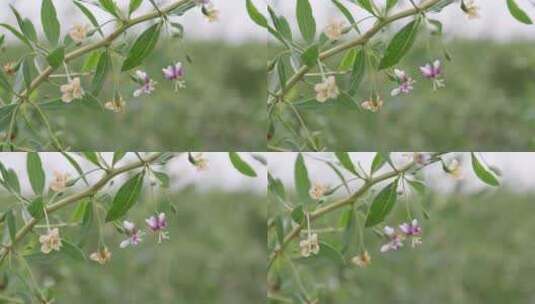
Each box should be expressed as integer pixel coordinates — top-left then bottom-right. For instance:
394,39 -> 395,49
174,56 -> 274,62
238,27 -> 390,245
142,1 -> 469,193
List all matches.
152,171 -> 169,188
81,152 -> 101,167
268,172 -> 286,203
386,0 -> 399,11
112,151 -> 127,166
6,210 -> 16,243
5,169 -> 21,194
296,0 -> 316,43
10,6 -> 38,42
357,0 -> 376,15
73,1 -> 104,36
348,49 -> 366,95
365,180 -> 398,227
370,152 -> 386,174
378,18 -> 421,70
92,50 -> 111,96
274,215 -> 284,245
471,153 -> 500,187
335,152 -> 358,175
61,240 -> 86,261
0,67 -> 10,94
338,49 -> 356,71
21,58 -> 33,90
331,0 -> 357,32
341,208 -> 357,254
407,179 -> 426,195
246,0 -> 268,28
0,104 -> 17,132
27,197 -> 45,220
316,241 -> 345,265
27,152 -> 45,195
41,0 -> 61,45
229,152 -> 257,177
46,46 -> 65,69
121,23 -> 161,71
61,152 -> 89,186
301,45 -> 319,67
105,172 -> 145,222
506,0 -> 532,24
98,0 -> 119,17
295,153 -> 312,208
290,205 -> 305,224
0,23 -> 32,48
129,0 -> 144,15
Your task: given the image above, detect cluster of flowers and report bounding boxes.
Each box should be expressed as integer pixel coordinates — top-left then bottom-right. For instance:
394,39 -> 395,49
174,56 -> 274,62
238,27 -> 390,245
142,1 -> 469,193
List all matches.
38,212 -> 170,265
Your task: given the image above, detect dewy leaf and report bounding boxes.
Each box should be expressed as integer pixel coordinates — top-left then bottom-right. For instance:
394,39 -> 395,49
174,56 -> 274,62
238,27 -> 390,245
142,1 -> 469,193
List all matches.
92,50 -> 111,96
27,152 -> 45,195
506,0 -> 533,24
121,23 -> 161,71
296,0 -> 316,43
229,152 -> 257,177
471,153 -> 500,186
379,18 -> 421,70
41,0 -> 61,45
105,172 -> 145,222
365,180 -> 398,227
335,152 -> 358,175
301,45 -> 319,67
246,0 -> 268,28
295,153 -> 312,207
46,46 -> 65,69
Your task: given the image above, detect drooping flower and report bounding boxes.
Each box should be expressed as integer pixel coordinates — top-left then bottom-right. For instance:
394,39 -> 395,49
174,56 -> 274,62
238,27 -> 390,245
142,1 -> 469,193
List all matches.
69,24 -> 88,43
391,69 -> 415,96
461,0 -> 480,19
413,152 -> 431,166
351,250 -> 371,268
202,3 -> 219,22
133,70 -> 157,97
60,78 -> 84,103
299,233 -> 320,257
146,212 -> 169,244
39,228 -> 62,254
380,226 -> 404,253
105,93 -> 126,113
314,76 -> 339,103
309,182 -> 328,200
2,62 -> 16,76
120,221 -> 144,248
190,153 -> 208,171
361,95 -> 384,112
90,247 -> 112,265
50,171 -> 69,192
400,219 -> 423,248
324,19 -> 346,40
162,62 -> 186,91
420,60 -> 445,90
444,159 -> 463,180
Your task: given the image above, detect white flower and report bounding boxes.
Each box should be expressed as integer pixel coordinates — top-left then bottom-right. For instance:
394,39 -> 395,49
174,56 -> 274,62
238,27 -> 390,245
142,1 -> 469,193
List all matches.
445,159 -> 463,179
202,3 -> 219,22
361,96 -> 384,112
314,76 -> 339,103
324,19 -> 345,40
69,24 -> 88,43
50,171 -> 69,192
380,226 -> 404,253
90,247 -> 112,265
299,233 -> 320,257
351,250 -> 371,267
39,228 -> 62,254
309,183 -> 328,200
60,78 -> 84,103
462,0 -> 480,19
390,69 -> 416,96
105,94 -> 126,113
120,221 -> 144,248
133,70 -> 157,97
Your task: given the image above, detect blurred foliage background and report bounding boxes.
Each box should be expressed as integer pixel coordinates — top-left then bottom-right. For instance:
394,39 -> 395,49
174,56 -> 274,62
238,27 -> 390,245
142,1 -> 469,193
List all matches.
269,189 -> 535,303
0,40 -> 266,151
271,39 -> 535,150
0,189 -> 266,303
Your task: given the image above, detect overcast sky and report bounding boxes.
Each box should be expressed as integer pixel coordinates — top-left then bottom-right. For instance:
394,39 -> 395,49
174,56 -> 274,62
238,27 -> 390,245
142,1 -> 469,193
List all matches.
1,0 -> 534,43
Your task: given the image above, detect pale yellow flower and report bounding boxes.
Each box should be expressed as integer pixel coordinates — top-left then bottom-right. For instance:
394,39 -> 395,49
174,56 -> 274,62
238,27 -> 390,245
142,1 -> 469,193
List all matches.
462,0 -> 480,19
324,19 -> 345,40
445,159 -> 463,180
60,78 -> 84,103
309,183 -> 328,200
361,96 -> 384,112
351,250 -> 371,267
50,171 -> 69,192
193,153 -> 208,171
203,4 -> 219,22
39,228 -> 62,254
69,24 -> 88,43
90,247 -> 112,265
314,76 -> 339,103
2,62 -> 15,76
299,233 -> 320,257
105,94 -> 126,113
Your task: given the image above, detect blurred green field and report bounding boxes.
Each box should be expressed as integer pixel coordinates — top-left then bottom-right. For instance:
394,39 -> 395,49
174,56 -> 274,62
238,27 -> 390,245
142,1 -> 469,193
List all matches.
273,39 -> 535,151
0,189 -> 266,303
0,40 -> 267,150
271,190 -> 535,303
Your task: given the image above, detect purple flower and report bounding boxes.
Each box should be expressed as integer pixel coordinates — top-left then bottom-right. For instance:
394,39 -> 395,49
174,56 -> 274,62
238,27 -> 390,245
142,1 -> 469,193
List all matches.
391,69 -> 415,96
146,213 -> 169,243
120,221 -> 144,248
133,70 -> 157,97
419,60 -> 445,90
162,62 -> 184,81
380,226 -> 404,253
399,219 -> 422,236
